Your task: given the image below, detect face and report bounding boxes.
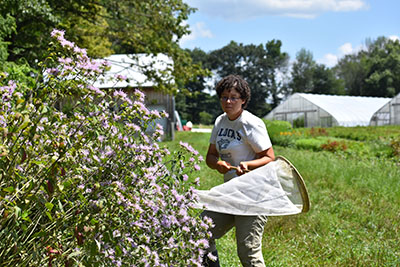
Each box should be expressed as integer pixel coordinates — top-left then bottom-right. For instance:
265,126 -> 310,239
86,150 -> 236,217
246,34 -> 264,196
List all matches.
220,88 -> 245,120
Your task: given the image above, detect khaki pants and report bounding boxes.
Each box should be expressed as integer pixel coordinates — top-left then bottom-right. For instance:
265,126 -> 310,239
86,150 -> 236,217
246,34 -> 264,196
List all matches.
202,210 -> 268,267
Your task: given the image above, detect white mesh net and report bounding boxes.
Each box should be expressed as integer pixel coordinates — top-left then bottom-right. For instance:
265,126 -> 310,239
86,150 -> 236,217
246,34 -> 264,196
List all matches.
194,156 -> 310,216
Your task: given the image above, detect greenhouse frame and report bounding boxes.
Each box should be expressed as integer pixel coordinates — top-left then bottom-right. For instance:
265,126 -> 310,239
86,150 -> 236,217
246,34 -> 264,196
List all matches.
370,93 -> 400,126
264,93 -> 391,127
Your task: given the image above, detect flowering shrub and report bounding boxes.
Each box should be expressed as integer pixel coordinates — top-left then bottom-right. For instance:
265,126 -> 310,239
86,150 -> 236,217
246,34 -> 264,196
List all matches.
309,127 -> 328,137
0,30 -> 211,266
320,140 -> 348,152
390,138 -> 400,157
262,120 -> 298,147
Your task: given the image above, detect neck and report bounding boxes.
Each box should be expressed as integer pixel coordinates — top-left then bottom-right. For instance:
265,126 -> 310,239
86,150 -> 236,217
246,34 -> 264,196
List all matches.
227,109 -> 243,121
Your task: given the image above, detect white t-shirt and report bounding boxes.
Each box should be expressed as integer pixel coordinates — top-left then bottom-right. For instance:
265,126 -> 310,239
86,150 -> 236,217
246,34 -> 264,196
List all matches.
210,110 -> 272,182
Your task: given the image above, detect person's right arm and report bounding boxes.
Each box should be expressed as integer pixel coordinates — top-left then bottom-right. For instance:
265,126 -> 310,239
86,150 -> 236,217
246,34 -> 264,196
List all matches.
206,144 -> 231,174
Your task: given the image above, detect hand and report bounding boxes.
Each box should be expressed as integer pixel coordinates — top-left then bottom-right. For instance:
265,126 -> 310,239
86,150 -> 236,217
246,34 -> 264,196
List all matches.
216,160 -> 231,174
236,162 -> 249,176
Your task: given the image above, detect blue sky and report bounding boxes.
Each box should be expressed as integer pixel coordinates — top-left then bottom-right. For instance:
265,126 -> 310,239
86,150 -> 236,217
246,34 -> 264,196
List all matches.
180,0 -> 399,67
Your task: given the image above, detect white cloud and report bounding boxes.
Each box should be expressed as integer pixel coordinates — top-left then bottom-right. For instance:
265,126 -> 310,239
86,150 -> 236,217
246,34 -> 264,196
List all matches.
317,42 -> 365,67
318,53 -> 338,67
185,0 -> 368,20
338,43 -> 354,55
180,22 -> 213,46
318,34 -> 400,68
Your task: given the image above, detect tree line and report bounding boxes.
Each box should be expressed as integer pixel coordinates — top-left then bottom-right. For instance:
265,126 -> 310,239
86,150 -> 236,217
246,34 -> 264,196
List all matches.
1,1 -> 399,125
178,37 -> 400,125
0,0 -> 206,94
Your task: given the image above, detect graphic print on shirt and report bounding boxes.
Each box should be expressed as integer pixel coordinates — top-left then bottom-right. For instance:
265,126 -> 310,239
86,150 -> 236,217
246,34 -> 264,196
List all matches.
217,138 -> 230,150
217,128 -> 242,141
216,127 -> 243,162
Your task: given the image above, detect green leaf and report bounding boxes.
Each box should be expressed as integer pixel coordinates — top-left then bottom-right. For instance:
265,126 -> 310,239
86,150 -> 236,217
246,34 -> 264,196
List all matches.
45,202 -> 54,211
41,105 -> 48,114
3,186 -> 14,193
58,200 -> 64,213
21,210 -> 29,219
17,115 -> 31,132
32,230 -> 47,239
67,250 -> 82,259
14,206 -> 21,218
45,211 -> 53,220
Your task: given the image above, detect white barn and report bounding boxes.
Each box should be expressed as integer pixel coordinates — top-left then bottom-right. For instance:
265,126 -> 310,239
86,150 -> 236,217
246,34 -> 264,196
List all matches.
370,93 -> 400,126
264,93 -> 391,127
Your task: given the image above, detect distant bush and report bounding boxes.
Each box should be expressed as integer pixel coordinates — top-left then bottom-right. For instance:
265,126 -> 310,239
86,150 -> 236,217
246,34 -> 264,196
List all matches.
325,126 -> 400,142
295,138 -> 325,151
263,120 -> 298,146
390,138 -> 400,157
293,116 -> 304,128
309,127 -> 329,137
264,121 -> 400,160
199,111 -> 213,125
321,140 -> 347,152
295,137 -> 349,153
263,119 -> 293,137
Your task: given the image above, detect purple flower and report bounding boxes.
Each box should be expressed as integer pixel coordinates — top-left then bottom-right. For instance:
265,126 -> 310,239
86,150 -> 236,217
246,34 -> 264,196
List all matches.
134,89 -> 145,101
115,74 -> 127,80
88,85 -> 105,96
113,230 -> 121,238
60,39 -> 75,49
179,141 -> 199,155
207,252 -> 218,262
51,29 -> 65,38
58,57 -> 73,64
161,216 -> 171,228
46,68 -> 60,76
113,89 -> 127,98
73,46 -> 87,55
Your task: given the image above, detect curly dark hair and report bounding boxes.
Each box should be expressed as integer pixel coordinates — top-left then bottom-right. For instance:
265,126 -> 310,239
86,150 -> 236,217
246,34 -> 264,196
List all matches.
215,74 -> 251,109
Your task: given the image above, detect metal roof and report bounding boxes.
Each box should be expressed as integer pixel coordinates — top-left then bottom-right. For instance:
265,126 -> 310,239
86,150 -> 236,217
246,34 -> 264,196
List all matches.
94,54 -> 173,89
297,93 -> 391,126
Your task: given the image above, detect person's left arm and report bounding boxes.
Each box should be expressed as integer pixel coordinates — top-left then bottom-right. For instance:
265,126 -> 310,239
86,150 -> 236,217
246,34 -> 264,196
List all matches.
236,118 -> 275,175
237,146 -> 275,175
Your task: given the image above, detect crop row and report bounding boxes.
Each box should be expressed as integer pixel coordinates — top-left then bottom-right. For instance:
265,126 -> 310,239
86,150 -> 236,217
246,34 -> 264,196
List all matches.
263,120 -> 400,159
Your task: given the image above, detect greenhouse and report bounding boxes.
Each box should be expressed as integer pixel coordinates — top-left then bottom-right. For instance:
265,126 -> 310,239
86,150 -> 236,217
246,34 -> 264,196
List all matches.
264,93 -> 391,127
370,93 -> 400,126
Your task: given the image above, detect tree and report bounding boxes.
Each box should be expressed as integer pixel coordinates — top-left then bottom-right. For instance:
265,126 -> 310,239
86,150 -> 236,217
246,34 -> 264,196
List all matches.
364,38 -> 400,97
335,36 -> 400,97
175,48 -> 220,124
289,49 -> 315,93
0,0 -> 206,95
0,13 -> 15,63
289,48 -> 344,95
0,0 -> 102,62
207,40 -> 289,117
263,40 -> 290,109
334,53 -> 368,96
312,64 -> 344,95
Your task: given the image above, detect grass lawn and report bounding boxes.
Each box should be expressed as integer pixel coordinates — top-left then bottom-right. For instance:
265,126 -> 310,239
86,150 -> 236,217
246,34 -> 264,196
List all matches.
164,131 -> 400,266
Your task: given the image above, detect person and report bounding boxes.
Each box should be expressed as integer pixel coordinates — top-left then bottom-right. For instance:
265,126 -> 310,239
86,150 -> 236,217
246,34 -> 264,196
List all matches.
186,121 -> 193,130
202,74 -> 275,267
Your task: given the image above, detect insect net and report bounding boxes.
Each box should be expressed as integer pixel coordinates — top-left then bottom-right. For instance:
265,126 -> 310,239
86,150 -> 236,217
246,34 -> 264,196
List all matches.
194,156 -> 310,216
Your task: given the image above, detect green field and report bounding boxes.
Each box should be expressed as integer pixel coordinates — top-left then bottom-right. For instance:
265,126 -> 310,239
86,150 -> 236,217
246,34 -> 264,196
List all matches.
164,129 -> 400,266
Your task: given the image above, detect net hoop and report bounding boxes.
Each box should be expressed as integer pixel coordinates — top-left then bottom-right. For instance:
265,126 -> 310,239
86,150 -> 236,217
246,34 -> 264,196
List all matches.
275,156 -> 310,213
